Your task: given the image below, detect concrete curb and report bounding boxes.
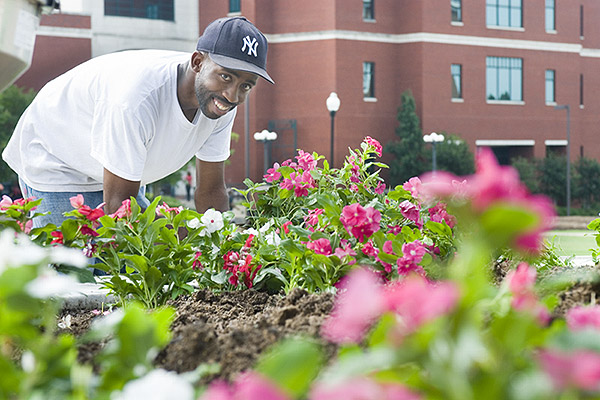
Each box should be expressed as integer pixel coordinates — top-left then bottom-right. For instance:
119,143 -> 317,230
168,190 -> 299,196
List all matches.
60,281 -> 116,311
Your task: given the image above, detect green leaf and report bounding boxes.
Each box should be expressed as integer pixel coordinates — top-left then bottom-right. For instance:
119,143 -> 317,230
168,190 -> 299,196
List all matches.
60,218 -> 80,243
255,338 -> 323,398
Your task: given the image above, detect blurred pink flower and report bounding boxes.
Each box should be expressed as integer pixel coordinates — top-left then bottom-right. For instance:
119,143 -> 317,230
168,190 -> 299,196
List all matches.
18,219 -> 33,234
374,181 -> 386,194
282,221 -> 292,234
0,195 -> 12,210
321,267 -> 384,344
396,241 -> 427,276
566,305 -> 600,331
200,372 -> 290,400
383,275 -> 459,335
538,349 -> 600,392
264,162 -> 282,183
364,136 -> 383,157
311,376 -> 421,400
506,263 -> 550,325
428,202 -> 456,228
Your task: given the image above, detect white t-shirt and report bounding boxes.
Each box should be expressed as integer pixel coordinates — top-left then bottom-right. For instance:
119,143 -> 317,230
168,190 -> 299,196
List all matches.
2,50 -> 234,192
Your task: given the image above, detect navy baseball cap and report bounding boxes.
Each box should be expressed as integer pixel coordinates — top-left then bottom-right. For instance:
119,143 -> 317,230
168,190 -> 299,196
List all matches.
196,17 -> 274,84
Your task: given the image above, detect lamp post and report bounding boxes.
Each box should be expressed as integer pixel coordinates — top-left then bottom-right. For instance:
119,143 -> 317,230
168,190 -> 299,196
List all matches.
326,92 -> 341,167
554,104 -> 571,216
423,132 -> 445,172
253,129 -> 278,174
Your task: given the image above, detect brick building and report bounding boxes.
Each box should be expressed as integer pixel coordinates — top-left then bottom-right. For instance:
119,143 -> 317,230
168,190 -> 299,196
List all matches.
13,0 -> 600,186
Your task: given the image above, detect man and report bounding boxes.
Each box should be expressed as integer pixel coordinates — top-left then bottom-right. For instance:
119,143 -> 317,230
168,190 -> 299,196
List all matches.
2,16 -> 273,228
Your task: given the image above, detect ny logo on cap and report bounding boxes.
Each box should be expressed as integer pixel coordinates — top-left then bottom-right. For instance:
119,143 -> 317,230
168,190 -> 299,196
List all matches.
241,35 -> 258,57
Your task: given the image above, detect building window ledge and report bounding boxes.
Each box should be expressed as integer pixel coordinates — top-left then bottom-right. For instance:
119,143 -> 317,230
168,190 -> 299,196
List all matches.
451,98 -> 464,103
546,101 -> 557,106
546,29 -> 557,34
486,99 -> 525,106
227,11 -> 242,17
451,21 -> 464,27
363,97 -> 377,102
363,18 -> 376,23
486,25 -> 525,32
580,104 -> 585,109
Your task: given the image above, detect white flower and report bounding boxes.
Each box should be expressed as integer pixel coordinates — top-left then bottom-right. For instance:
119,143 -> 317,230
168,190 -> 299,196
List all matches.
49,246 -> 88,268
259,220 -> 273,234
58,314 -> 72,329
244,228 -> 259,237
186,217 -> 201,229
115,369 -> 194,400
25,268 -> 79,298
21,351 -> 35,373
265,231 -> 281,246
200,209 -> 224,234
0,230 -> 46,273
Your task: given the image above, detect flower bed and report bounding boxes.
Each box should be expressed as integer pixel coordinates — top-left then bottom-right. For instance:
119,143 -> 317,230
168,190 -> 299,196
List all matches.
1,137 -> 600,399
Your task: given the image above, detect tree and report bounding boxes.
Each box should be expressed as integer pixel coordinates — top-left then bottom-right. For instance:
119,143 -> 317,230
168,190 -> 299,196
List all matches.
511,156 -> 540,194
384,90 -> 428,187
573,156 -> 600,210
0,85 -> 37,187
538,154 -> 567,206
434,133 -> 474,176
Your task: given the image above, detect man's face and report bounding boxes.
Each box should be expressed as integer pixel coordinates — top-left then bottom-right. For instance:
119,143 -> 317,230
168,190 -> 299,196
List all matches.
194,58 -> 258,120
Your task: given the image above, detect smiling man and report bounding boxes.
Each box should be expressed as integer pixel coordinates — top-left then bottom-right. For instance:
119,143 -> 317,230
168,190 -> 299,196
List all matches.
2,16 -> 273,227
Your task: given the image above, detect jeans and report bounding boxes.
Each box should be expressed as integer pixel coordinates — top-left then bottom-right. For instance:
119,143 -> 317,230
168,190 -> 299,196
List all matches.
18,178 -> 150,229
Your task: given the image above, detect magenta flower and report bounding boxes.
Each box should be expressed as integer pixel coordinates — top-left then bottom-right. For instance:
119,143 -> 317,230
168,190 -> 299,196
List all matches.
307,237 -> 333,255
264,162 -> 282,182
341,203 -> 368,227
282,221 -> 292,234
296,149 -> 318,171
109,199 -> 131,219
566,305 -> 600,331
383,275 -> 459,336
374,181 -> 386,194
364,136 -> 383,157
80,225 -> 99,237
428,202 -> 456,228
311,376 -> 421,400
537,349 -> 600,392
362,240 -> 378,257
156,201 -> 183,216
321,267 -> 385,344
396,240 -> 427,276
399,200 -> 422,228
304,208 -> 324,226
333,241 -> 357,262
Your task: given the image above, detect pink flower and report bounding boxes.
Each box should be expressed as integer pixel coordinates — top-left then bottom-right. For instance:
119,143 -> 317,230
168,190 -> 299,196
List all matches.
307,237 -> 332,255
282,221 -> 292,234
506,263 -> 550,325
396,240 -> 427,276
18,219 -> 33,234
156,201 -> 183,216
340,203 -> 381,242
321,268 -> 385,344
566,305 -> 600,331
333,241 -> 357,262
383,275 -> 460,336
109,199 -> 131,219
364,136 -> 383,157
264,162 -> 282,183
402,177 -> 422,199
80,225 -> 99,237
0,195 -> 12,210
341,203 -> 367,227
428,202 -> 456,228
537,349 -> 600,391
296,149 -> 318,171
362,240 -> 378,258
50,231 -> 64,245
399,200 -> 422,228
192,251 -> 203,270
304,208 -> 324,226
69,194 -> 85,209
311,377 -> 421,400
374,181 -> 386,194
200,372 -> 290,400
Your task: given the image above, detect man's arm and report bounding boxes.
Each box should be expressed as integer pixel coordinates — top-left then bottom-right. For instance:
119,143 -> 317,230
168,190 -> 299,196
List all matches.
195,159 -> 229,213
103,168 -> 141,214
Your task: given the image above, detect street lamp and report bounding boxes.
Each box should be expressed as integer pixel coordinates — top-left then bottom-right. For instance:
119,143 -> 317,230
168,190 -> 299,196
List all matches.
554,104 -> 571,216
423,132 -> 445,172
253,129 -> 278,174
326,92 -> 341,167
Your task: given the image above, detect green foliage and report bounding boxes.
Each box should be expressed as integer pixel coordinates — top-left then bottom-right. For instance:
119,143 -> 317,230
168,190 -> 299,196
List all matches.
433,133 -> 475,175
385,90 -> 428,186
574,156 -> 600,210
0,85 -> 36,185
538,154 -> 567,206
512,156 -> 540,194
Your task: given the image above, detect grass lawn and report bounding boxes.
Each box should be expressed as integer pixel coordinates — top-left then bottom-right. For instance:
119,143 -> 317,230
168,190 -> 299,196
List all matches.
543,230 -> 598,257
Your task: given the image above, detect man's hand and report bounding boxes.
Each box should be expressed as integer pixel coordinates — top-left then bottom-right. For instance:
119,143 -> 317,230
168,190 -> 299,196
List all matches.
195,159 -> 228,213
103,168 -> 141,214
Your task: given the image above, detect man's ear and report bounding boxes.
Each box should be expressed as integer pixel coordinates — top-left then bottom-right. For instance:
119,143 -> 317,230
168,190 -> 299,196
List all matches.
190,51 -> 206,73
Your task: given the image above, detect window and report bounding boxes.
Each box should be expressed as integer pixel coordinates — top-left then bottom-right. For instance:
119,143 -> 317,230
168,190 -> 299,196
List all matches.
451,0 -> 462,22
486,56 -> 522,101
363,0 -> 374,21
363,62 -> 375,98
486,0 -> 522,28
451,64 -> 462,99
229,0 -> 241,13
104,0 -> 174,21
580,74 -> 584,106
545,69 -> 555,103
545,0 -> 555,31
580,5 -> 584,38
